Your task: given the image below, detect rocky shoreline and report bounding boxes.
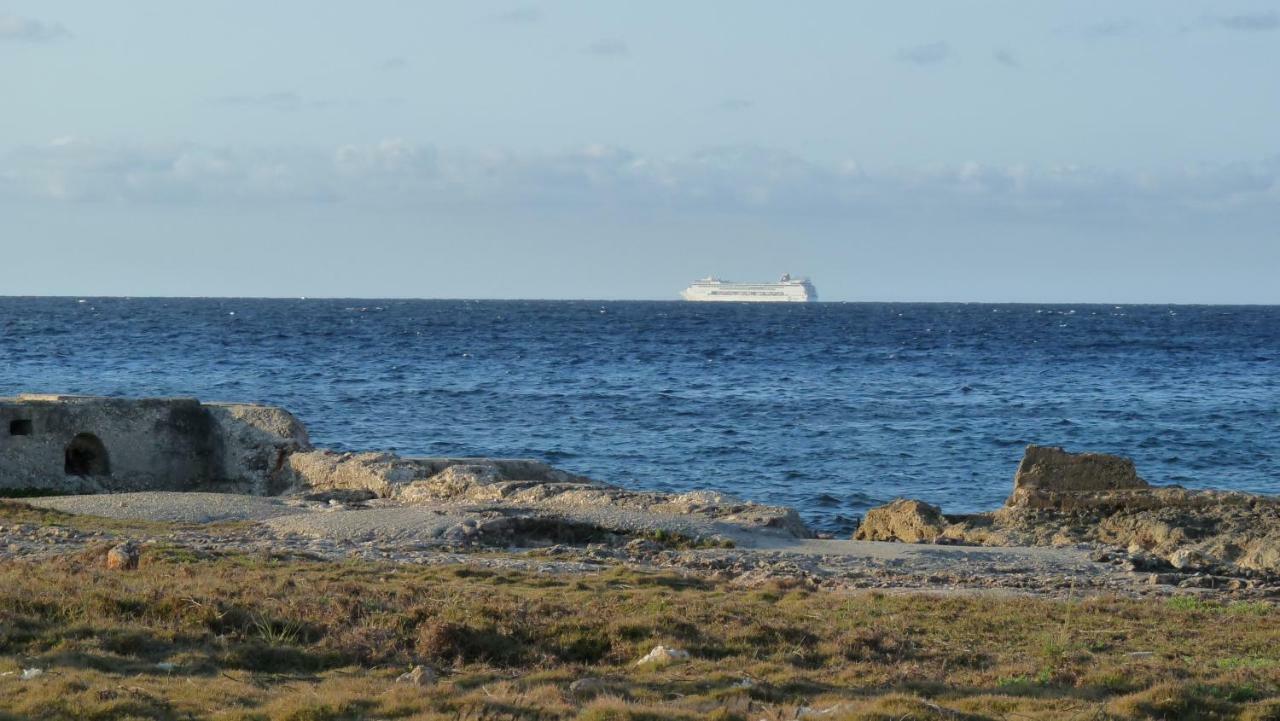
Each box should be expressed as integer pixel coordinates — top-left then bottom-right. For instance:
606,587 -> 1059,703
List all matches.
856,444 -> 1280,587
2,395 -> 1279,599
0,494 -> 1173,597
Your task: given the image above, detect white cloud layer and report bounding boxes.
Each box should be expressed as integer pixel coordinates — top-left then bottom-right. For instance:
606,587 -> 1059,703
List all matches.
584,38 -> 628,57
489,6 -> 542,25
1212,12 -> 1279,31
2,138 -> 1278,223
0,13 -> 70,42
896,41 -> 954,65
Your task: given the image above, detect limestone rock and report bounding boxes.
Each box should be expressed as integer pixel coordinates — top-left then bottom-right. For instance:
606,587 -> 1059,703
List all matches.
1237,536 -> 1280,574
395,463 -> 504,503
1167,547 -> 1206,570
854,499 -> 949,543
928,445 -> 1280,578
288,451 -> 815,539
396,665 -> 437,686
287,453 -> 588,502
205,403 -> 311,495
797,704 -> 848,718
106,541 -> 140,571
634,645 -> 690,667
1007,445 -> 1148,510
286,450 -> 417,498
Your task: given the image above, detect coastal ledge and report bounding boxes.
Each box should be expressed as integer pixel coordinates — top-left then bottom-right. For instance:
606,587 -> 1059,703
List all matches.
0,394 -> 811,545
3,394 -> 1279,597
3,399 -> 1280,719
857,444 -> 1280,580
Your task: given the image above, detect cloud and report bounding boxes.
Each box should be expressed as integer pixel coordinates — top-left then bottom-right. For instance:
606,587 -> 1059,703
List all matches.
714,98 -> 754,112
1075,19 -> 1136,38
0,13 -> 70,42
334,139 -> 437,180
211,92 -> 303,111
489,6 -> 542,24
584,38 -> 629,57
993,48 -> 1019,68
896,41 -> 953,66
1212,12 -> 1279,31
3,138 -> 1278,225
209,92 -> 400,112
0,137 -> 337,203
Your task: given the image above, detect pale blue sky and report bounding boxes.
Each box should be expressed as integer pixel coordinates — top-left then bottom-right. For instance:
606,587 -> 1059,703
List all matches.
2,1 -> 1278,301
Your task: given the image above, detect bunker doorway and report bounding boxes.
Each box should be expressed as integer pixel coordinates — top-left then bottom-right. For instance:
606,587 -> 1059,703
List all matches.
65,433 -> 110,477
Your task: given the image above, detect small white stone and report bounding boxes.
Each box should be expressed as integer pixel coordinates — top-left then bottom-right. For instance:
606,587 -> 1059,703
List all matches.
797,705 -> 847,718
396,665 -> 437,686
634,645 -> 690,667
1168,548 -> 1205,570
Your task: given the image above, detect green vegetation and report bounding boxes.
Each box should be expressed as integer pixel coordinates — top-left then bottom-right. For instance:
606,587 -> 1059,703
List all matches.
0,500 -> 251,536
0,502 -> 1278,720
0,488 -> 70,499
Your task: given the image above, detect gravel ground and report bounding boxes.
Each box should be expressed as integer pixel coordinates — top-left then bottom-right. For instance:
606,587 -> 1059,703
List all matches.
29,492 -> 309,523
14,491 -> 1278,598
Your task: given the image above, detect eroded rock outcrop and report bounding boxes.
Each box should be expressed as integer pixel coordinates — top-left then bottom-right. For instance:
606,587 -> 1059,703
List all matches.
207,403 -> 312,495
285,449 -> 812,540
853,499 -> 949,543
1006,444 -> 1148,510
859,444 -> 1280,577
287,451 -> 590,499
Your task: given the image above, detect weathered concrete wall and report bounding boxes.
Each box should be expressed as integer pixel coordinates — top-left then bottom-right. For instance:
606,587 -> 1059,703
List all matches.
0,395 -> 310,495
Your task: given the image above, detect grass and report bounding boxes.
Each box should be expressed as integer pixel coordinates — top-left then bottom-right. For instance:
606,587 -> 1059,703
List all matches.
0,488 -> 71,499
1,503 -> 1279,720
0,500 -> 252,537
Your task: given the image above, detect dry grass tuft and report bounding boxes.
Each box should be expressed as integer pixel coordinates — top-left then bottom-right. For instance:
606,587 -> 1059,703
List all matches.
2,503 -> 1279,719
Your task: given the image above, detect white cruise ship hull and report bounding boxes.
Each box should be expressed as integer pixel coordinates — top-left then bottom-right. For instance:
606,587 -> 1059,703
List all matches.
681,276 -> 817,302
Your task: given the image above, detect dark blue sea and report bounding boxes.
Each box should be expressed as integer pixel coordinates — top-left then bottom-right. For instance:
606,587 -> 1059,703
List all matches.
2,298 -> 1278,534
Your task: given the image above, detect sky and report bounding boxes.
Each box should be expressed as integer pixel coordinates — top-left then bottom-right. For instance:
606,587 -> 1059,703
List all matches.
1,1 -> 1278,302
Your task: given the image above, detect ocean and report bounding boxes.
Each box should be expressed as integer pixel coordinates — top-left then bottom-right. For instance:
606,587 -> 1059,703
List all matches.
2,297 -> 1277,534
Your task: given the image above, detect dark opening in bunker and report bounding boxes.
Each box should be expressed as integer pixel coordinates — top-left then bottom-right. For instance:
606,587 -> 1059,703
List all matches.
9,419 -> 32,436
65,433 -> 110,477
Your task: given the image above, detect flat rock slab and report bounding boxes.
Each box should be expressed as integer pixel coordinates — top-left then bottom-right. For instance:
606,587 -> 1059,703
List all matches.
743,537 -> 1104,579
27,492 -> 309,524
749,535 -> 1096,562
267,502 -> 755,544
264,506 -> 476,542
25,492 -> 1099,580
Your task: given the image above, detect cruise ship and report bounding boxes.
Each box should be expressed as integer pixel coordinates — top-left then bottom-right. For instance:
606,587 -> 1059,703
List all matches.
680,274 -> 817,302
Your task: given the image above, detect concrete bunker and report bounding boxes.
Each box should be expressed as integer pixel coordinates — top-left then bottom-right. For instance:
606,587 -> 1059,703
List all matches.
64,432 -> 110,477
0,394 -> 311,495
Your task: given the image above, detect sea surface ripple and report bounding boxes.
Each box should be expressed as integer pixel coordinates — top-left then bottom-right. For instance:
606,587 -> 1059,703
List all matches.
2,298 -> 1277,534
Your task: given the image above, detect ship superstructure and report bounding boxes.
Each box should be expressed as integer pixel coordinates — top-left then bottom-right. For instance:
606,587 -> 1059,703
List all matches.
680,274 -> 817,302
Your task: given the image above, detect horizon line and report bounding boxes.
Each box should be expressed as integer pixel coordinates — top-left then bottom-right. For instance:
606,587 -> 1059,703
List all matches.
2,294 -> 1278,307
